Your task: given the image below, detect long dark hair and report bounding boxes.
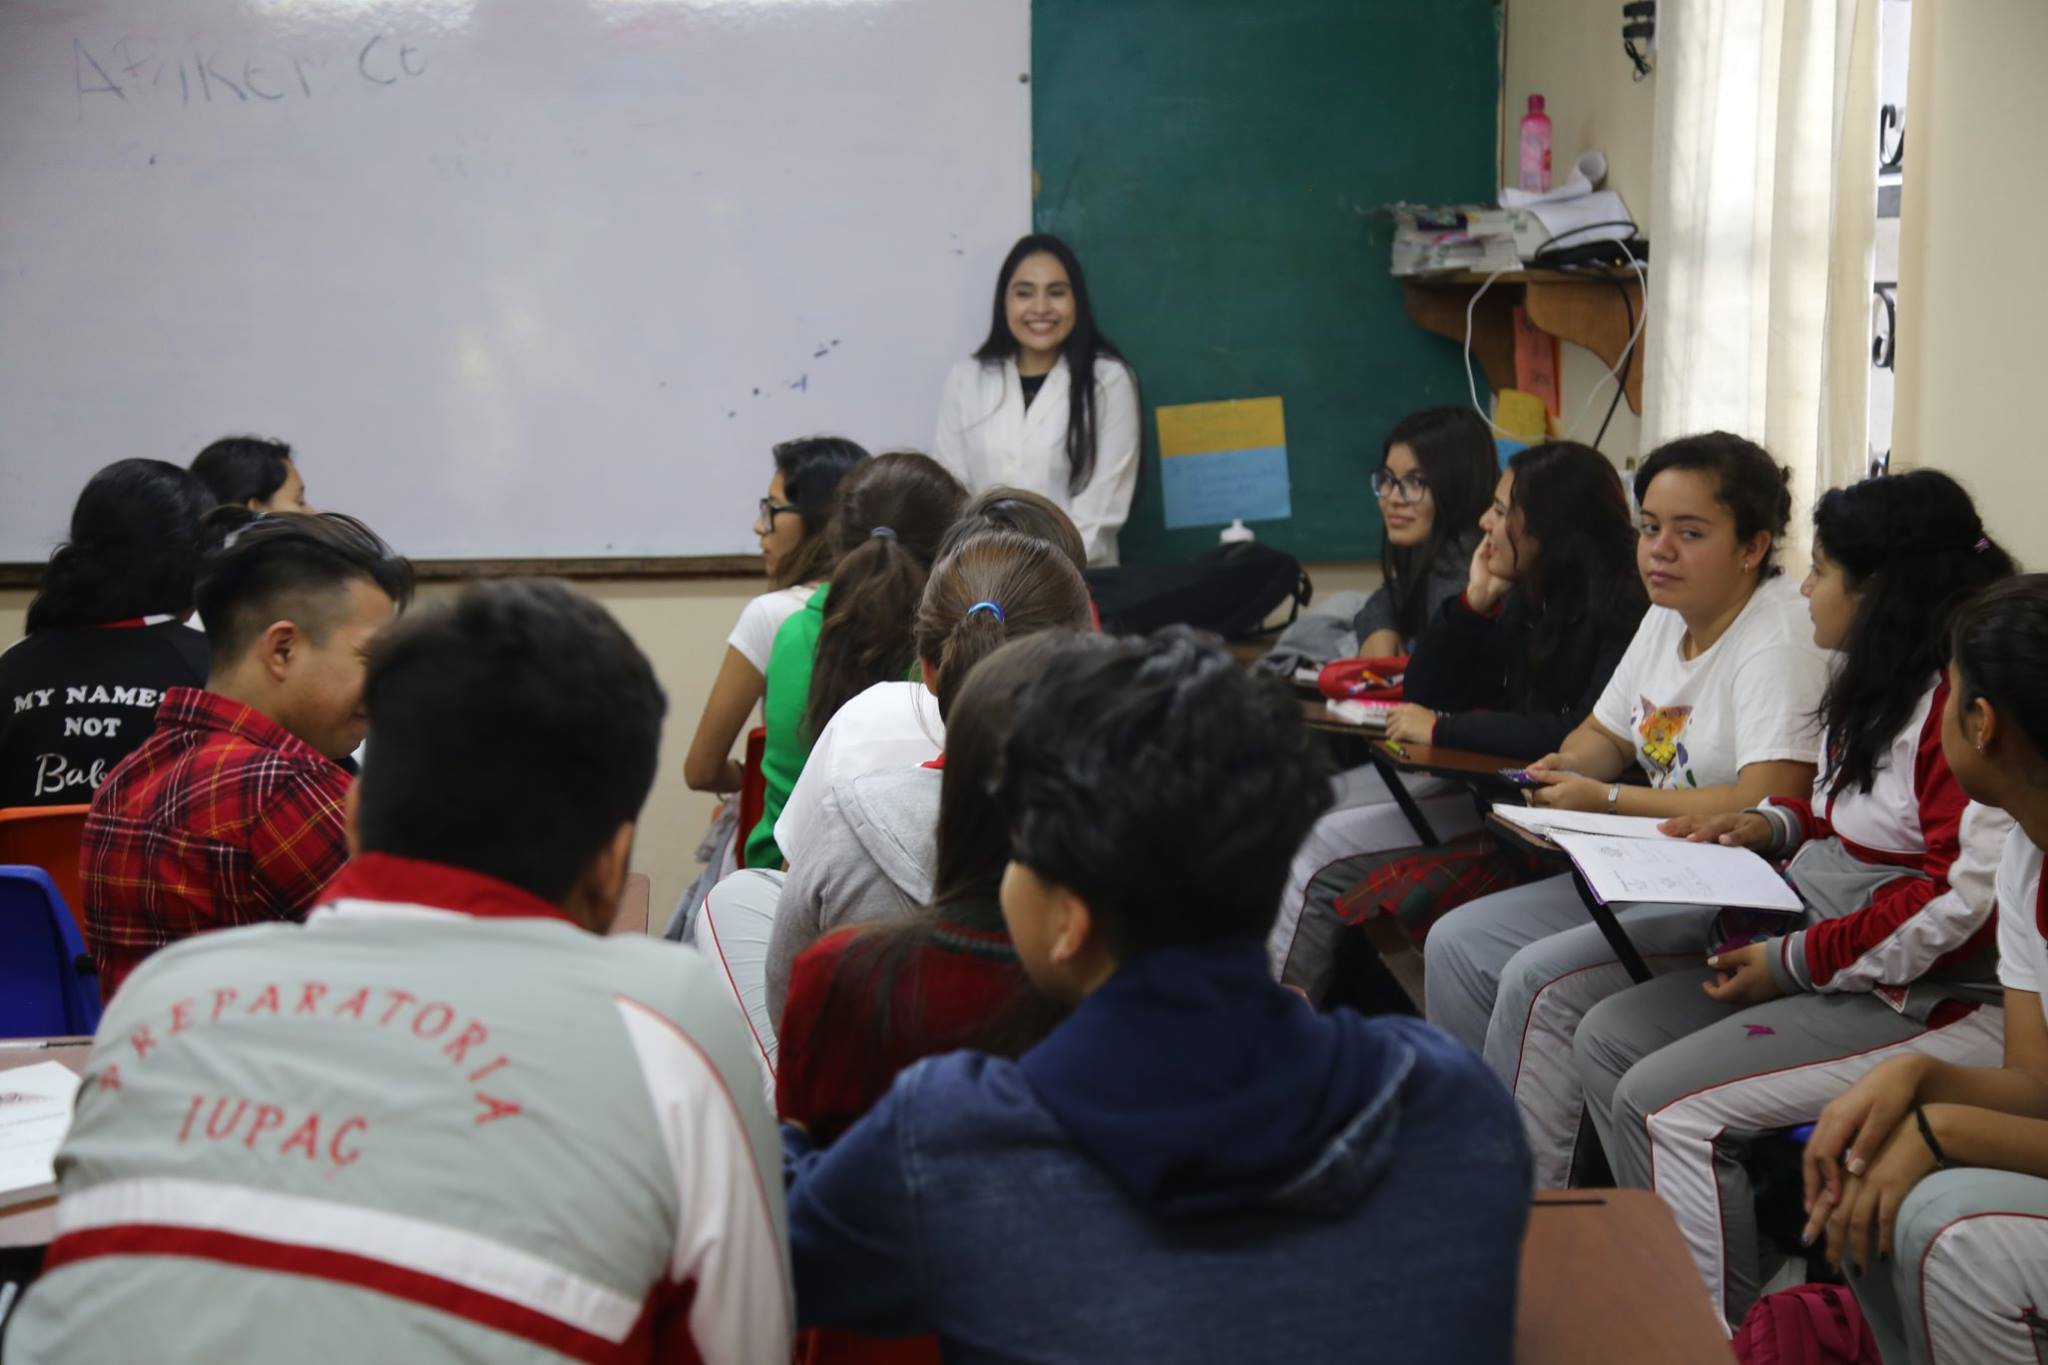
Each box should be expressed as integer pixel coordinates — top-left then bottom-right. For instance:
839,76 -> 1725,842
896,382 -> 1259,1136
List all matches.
1815,471 -> 2014,794
813,632 -> 1105,1108
973,234 -> 1128,496
1378,407 -> 1496,639
27,459 -> 213,631
917,530 -> 1093,719
191,436 -> 293,508
802,452 -> 967,742
768,435 -> 869,590
1951,575 -> 2048,766
1506,441 -> 1647,671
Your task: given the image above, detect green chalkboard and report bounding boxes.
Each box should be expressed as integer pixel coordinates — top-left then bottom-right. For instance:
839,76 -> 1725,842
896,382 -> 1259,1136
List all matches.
1033,0 -> 1500,564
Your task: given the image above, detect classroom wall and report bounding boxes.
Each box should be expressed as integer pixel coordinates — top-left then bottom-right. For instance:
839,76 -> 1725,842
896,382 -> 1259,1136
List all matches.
1890,0 -> 2048,566
1499,0 -> 1656,463
0,562 -> 1383,926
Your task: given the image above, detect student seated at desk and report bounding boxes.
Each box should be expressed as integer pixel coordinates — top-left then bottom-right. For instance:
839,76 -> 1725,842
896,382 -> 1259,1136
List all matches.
773,487 -> 1088,863
702,528 -> 1091,1069
1271,406 -> 1498,970
682,435 -> 868,801
1569,471 -> 2015,1331
6,581 -> 789,1365
1425,431 -> 1829,1189
766,530 -> 1092,1025
0,460 -> 213,807
1270,440 -> 1647,992
1798,577 -> 2048,1365
746,452 -> 965,869
784,628 -> 1531,1364
189,434 -> 313,514
81,513 -> 413,1000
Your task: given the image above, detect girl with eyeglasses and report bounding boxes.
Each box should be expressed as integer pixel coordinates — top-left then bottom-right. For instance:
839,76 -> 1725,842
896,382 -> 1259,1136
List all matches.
682,436 -> 869,798
1267,407 -> 1500,980
1353,407 -> 1499,659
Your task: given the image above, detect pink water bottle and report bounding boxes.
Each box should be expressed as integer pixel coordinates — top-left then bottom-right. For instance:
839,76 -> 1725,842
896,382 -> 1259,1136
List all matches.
1519,94 -> 1552,194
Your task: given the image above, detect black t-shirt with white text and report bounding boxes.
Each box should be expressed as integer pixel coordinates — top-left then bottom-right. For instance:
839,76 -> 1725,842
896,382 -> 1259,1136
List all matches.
0,620 -> 210,806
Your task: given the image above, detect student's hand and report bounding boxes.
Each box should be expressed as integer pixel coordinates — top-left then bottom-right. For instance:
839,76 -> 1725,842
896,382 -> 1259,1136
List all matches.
1812,1111 -> 1944,1272
1523,766 -> 1606,812
1661,811 -> 1771,848
1701,942 -> 1782,1006
1465,540 -> 1513,614
1383,705 -> 1438,745
1802,1055 -> 1928,1224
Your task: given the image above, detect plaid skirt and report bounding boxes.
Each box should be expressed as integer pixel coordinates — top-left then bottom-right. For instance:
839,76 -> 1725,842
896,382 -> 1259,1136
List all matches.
1332,829 -> 1548,949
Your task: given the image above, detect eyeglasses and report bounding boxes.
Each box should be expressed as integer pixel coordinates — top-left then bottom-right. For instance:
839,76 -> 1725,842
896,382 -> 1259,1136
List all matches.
1370,470 -> 1431,505
755,497 -> 799,530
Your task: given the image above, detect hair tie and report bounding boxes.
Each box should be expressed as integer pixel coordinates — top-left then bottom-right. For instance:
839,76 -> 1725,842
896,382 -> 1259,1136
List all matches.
869,526 -> 897,541
1975,536 -> 1991,553
965,600 -> 1005,623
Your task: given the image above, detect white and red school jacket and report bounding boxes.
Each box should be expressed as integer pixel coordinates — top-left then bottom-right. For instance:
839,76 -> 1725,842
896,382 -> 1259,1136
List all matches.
7,853 -> 793,1365
1755,676 -> 2011,1005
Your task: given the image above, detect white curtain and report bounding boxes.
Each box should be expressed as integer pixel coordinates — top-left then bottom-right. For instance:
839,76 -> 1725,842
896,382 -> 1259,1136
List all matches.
1642,0 -> 1881,562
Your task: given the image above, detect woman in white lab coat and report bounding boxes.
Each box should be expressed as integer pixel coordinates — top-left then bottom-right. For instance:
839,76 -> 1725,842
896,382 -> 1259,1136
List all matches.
934,234 -> 1140,567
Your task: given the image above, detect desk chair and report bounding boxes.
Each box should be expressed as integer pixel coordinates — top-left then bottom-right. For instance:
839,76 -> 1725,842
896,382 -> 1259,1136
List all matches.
0,806 -> 90,940
0,867 -> 102,1038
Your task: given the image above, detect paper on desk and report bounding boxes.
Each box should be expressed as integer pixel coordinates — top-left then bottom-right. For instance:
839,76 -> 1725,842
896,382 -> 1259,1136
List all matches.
1492,804 -> 1675,841
1499,150 -> 1610,208
0,1061 -> 81,1207
1551,832 -> 1804,913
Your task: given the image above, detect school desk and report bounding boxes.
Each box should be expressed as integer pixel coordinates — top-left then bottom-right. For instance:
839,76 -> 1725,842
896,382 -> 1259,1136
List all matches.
0,1038 -> 89,1249
1518,1190 -> 1733,1363
1363,734 -> 1526,848
1487,811 -> 1655,984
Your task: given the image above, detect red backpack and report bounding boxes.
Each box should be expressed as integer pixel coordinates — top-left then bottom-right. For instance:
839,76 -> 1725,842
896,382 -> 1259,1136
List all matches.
1734,1284 -> 1883,1365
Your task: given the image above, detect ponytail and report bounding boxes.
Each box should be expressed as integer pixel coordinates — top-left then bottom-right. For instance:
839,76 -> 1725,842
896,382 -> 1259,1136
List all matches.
802,452 -> 966,741
916,530 -> 1093,720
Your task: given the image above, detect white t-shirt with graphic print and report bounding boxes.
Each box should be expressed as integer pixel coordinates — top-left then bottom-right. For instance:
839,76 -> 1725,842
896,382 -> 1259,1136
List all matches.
1591,574 -> 1829,790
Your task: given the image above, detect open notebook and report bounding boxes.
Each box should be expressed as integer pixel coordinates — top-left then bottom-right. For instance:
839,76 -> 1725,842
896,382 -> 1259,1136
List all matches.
1492,802 -> 1803,913
0,1061 -> 82,1208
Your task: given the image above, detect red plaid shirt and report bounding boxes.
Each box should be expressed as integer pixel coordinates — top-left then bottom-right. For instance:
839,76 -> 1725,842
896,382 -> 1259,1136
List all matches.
82,687 -> 352,1002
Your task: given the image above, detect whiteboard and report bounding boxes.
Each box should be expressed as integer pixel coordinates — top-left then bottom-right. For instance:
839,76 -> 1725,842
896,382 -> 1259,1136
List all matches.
0,0 -> 1031,562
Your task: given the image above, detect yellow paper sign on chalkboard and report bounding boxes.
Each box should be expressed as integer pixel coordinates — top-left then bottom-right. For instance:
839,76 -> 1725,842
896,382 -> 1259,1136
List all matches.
1155,396 -> 1290,529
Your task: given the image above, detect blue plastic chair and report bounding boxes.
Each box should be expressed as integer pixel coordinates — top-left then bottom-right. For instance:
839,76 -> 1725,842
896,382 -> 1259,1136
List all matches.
0,865 -> 102,1037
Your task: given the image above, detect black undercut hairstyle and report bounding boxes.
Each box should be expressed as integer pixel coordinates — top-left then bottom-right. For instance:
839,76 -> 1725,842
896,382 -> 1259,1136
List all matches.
356,580 -> 667,904
193,512 -> 415,667
993,625 -> 1334,956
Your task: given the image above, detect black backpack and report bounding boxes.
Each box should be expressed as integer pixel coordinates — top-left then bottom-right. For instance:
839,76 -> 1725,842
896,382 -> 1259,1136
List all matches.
1084,542 -> 1313,641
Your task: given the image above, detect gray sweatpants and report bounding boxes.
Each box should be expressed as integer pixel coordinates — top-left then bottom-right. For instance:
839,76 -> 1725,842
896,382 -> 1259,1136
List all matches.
1573,975 -> 2004,1330
1422,872 -> 1720,1186
1851,1167 -> 2048,1364
697,867 -> 786,1101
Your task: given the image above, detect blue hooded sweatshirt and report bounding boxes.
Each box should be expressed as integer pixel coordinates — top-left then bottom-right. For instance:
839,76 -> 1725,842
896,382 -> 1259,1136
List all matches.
785,938 -> 1532,1364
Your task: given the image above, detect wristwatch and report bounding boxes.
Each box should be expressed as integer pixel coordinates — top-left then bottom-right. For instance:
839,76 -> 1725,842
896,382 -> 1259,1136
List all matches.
1606,783 -> 1621,813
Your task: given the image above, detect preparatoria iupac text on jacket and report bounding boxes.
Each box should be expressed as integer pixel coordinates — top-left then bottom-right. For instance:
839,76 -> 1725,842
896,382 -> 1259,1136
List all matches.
8,853 -> 792,1364
785,938 -> 1532,1365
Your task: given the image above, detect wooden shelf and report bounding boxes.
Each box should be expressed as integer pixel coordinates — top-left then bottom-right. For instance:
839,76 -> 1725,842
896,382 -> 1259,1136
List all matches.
1401,268 -> 1645,416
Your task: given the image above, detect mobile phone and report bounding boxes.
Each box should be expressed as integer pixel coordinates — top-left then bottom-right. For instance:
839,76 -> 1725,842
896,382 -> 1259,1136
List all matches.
1497,768 -> 1542,787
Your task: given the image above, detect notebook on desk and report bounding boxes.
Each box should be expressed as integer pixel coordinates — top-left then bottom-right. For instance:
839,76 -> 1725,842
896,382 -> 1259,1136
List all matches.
0,1061 -> 81,1209
1547,831 -> 1802,913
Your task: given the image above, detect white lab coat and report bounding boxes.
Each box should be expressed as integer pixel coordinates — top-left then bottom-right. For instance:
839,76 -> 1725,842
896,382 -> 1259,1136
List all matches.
932,353 -> 1141,567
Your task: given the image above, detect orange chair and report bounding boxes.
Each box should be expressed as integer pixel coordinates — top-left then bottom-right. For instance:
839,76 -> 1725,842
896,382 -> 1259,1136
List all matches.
735,726 -> 769,852
0,804 -> 91,937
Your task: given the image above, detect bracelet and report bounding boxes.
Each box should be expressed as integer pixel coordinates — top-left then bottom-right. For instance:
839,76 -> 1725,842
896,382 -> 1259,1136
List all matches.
1606,783 -> 1621,814
1912,1102 -> 1950,1170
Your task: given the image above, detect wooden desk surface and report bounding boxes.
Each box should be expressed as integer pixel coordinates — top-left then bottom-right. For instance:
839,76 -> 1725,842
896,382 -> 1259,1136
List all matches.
0,1038 -> 90,1249
1518,1190 -> 1734,1363
1374,737 -> 1525,780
